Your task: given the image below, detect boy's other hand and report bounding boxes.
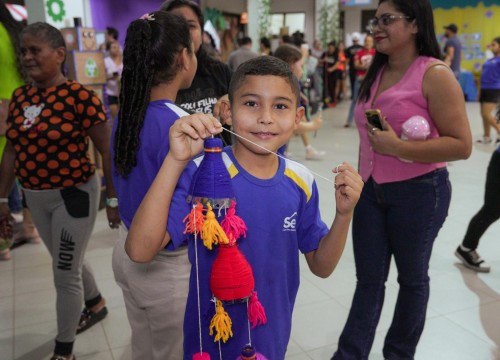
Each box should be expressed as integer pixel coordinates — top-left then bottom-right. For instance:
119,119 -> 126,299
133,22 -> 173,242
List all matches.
333,162 -> 363,216
169,113 -> 223,163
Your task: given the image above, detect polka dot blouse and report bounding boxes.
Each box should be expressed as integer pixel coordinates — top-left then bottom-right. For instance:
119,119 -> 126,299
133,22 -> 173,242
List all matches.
6,80 -> 107,190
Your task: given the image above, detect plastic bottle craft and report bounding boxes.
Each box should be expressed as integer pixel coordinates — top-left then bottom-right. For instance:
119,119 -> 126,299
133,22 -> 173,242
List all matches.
184,137 -> 268,359
399,115 -> 430,163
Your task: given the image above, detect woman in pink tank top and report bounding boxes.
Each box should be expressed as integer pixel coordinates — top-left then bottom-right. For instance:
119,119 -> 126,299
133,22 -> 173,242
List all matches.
332,1 -> 472,359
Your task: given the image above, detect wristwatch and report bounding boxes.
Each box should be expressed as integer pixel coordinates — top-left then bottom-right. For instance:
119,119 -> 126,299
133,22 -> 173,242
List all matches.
106,197 -> 119,208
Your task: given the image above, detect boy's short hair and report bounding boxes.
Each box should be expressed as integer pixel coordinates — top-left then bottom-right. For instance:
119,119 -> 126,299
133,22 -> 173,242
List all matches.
273,44 -> 302,67
228,56 -> 300,105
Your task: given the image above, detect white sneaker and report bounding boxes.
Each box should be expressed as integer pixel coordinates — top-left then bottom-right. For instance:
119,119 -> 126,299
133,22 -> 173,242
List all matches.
11,212 -> 23,224
305,146 -> 325,160
476,136 -> 492,144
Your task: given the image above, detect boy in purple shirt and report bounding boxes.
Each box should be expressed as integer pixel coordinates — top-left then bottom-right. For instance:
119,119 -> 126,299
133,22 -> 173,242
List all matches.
126,56 -> 363,359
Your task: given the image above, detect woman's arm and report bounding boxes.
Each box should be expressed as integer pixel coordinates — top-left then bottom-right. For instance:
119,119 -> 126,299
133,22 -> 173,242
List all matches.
368,64 -> 472,163
87,123 -> 121,228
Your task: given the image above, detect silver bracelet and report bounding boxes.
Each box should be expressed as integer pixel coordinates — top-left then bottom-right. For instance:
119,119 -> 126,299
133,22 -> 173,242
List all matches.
105,197 -> 119,208
0,198 -> 8,203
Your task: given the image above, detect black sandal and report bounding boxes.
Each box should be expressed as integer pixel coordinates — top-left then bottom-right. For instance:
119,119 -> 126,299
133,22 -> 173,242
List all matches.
76,306 -> 108,334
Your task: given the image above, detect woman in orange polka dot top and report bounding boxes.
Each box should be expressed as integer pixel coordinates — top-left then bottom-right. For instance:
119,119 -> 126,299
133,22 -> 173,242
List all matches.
0,22 -> 121,360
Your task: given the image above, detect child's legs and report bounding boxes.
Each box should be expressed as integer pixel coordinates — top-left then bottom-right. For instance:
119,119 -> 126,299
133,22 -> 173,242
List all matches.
112,227 -> 190,360
327,72 -> 336,102
480,102 -> 498,137
462,151 -> 500,249
300,133 -> 310,147
113,232 -> 153,359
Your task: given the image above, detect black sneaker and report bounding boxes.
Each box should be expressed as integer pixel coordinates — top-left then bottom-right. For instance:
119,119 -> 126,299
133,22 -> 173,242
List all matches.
455,246 -> 490,273
76,306 -> 108,334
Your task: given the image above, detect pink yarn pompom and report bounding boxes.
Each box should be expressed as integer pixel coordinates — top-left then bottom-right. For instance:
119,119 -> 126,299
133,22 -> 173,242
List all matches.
193,352 -> 211,360
401,115 -> 430,141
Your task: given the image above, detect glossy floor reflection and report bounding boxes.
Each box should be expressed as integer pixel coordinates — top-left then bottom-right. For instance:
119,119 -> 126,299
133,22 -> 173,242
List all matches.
1,101 -> 499,360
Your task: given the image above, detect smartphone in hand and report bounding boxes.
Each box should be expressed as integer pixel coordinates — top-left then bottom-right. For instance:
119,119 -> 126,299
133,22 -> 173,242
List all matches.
365,109 -> 384,130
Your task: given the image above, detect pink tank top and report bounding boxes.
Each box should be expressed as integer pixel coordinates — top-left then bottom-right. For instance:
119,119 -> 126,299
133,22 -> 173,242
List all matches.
354,56 -> 447,184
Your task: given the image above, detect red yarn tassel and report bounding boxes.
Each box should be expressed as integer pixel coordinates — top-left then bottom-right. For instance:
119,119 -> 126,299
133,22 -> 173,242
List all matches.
248,291 -> 267,328
183,202 -> 205,235
220,201 -> 247,246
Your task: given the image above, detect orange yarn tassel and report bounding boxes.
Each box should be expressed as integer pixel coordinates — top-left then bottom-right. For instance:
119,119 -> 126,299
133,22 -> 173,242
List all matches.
201,203 -> 229,250
183,202 -> 205,235
209,299 -> 233,342
220,201 -> 247,246
248,291 -> 267,328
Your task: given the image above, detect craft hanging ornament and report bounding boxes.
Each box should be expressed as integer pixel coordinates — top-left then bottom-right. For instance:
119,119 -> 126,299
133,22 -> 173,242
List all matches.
184,137 -> 267,359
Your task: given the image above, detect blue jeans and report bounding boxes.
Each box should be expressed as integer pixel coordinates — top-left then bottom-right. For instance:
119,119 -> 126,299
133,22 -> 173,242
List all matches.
8,181 -> 22,213
346,77 -> 360,125
333,169 -> 451,360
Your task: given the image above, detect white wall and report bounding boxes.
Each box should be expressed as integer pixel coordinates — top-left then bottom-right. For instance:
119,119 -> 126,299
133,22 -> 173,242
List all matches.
202,0 -> 246,15
200,0 -> 380,48
342,3 -> 377,41
271,0 -> 316,46
25,0 -> 88,28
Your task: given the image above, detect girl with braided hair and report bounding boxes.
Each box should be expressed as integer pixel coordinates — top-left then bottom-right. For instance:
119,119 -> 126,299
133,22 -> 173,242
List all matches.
111,10 -> 197,360
160,0 -> 233,145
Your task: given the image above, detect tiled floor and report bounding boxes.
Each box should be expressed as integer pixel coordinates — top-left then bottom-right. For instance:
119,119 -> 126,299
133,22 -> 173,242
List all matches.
1,101 -> 500,360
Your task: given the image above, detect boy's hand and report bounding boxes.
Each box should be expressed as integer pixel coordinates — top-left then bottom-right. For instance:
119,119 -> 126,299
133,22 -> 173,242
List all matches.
333,162 -> 363,216
169,113 -> 223,163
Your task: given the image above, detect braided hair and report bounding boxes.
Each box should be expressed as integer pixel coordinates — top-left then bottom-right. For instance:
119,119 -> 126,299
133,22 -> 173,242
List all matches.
114,10 -> 192,177
0,0 -> 29,83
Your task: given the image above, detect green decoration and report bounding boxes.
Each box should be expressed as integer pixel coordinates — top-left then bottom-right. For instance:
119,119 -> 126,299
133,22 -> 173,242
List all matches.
46,0 -> 66,23
258,0 -> 272,38
204,7 -> 227,31
318,0 -> 341,47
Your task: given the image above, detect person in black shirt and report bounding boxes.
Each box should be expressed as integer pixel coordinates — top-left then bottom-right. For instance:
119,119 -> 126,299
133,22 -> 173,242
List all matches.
160,0 -> 233,145
346,32 -> 363,100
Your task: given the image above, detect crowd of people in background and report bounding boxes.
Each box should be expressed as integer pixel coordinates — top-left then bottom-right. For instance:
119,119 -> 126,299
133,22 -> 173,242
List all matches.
0,0 -> 499,358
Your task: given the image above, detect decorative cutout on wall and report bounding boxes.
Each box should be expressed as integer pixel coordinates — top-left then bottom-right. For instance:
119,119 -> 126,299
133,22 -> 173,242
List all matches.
318,0 -> 341,47
433,1 -> 499,73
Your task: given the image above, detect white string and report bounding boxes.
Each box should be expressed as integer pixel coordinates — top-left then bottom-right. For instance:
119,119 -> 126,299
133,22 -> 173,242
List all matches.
222,127 -> 335,185
246,299 -> 252,346
217,302 -> 223,360
193,205 -> 203,355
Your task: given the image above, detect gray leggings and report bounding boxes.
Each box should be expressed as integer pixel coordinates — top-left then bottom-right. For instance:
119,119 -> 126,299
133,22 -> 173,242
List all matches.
23,175 -> 101,343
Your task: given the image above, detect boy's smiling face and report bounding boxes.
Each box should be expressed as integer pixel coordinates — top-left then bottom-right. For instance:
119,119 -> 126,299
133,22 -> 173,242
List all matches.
222,75 -> 304,158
